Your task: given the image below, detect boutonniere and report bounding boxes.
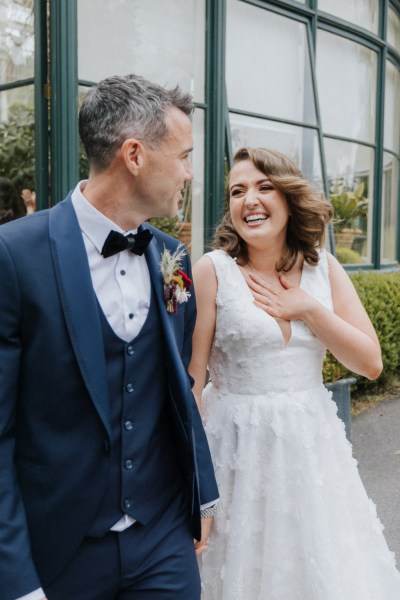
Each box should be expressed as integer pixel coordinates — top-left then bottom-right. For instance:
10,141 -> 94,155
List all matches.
160,244 -> 192,313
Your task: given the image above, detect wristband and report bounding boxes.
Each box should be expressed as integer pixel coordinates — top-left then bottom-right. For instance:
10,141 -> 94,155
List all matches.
201,504 -> 217,518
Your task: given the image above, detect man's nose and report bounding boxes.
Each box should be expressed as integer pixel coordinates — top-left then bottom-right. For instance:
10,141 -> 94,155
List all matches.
185,160 -> 194,181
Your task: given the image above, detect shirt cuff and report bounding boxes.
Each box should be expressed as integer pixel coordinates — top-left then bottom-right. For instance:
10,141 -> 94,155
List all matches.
15,588 -> 45,600
200,498 -> 219,510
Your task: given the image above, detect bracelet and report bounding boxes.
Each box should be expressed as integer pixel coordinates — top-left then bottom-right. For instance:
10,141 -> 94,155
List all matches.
200,504 -> 217,518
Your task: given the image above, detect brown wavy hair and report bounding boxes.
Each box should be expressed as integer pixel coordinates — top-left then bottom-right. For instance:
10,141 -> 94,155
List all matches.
212,147 -> 333,272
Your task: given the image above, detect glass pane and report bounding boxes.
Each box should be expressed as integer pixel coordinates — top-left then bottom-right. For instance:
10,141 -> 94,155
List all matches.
381,153 -> 399,263
0,86 -> 35,219
188,108 -> 204,262
388,7 -> 400,53
78,0 -> 205,103
317,31 -> 377,143
324,138 -> 373,264
384,61 -> 400,153
226,0 -> 316,124
318,0 -> 379,34
229,113 -> 323,188
0,0 -> 34,83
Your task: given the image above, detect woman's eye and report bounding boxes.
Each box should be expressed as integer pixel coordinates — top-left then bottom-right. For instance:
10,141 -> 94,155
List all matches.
260,185 -> 273,191
230,189 -> 243,196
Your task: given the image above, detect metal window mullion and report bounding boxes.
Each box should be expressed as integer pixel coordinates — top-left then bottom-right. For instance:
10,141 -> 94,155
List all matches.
34,0 -> 49,211
308,15 -> 335,251
373,38 -> 388,267
49,0 -> 79,204
204,0 -> 226,244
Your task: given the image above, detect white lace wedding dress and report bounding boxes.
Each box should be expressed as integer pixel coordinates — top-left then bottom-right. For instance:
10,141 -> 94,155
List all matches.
199,249 -> 400,600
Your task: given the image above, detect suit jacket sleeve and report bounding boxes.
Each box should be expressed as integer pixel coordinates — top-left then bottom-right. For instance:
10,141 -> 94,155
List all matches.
0,237 -> 42,598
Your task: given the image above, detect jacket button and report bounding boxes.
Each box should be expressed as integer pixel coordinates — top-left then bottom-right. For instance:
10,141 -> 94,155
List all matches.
103,440 -> 110,455
124,499 -> 132,509
126,383 -> 134,393
124,420 -> 133,431
125,459 -> 133,469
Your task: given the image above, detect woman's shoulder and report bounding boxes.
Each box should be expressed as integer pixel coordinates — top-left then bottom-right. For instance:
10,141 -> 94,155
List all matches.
301,247 -> 334,309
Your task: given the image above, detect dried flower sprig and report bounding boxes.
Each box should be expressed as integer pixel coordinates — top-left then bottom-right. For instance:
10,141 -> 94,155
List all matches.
160,244 -> 192,313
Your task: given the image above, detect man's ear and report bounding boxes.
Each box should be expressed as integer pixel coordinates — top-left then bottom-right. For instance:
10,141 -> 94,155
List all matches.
121,138 -> 143,175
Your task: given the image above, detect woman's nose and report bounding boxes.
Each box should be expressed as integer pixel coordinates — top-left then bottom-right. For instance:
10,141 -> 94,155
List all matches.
243,189 -> 260,206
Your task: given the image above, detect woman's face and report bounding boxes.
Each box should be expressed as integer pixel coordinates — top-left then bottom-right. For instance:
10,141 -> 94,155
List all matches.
229,159 -> 290,248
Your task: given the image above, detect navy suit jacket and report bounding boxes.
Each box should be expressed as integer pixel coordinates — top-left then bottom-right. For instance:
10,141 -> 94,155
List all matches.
0,195 -> 218,599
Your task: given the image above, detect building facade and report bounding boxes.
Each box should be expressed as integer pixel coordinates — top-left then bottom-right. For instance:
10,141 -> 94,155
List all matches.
1,0 -> 399,267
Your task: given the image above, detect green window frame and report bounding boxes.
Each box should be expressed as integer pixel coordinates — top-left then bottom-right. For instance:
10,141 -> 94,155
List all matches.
8,0 -> 398,268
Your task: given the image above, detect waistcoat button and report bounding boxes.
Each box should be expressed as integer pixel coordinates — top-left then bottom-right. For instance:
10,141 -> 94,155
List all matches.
125,459 -> 133,469
126,383 -> 134,393
124,420 -> 133,431
127,345 -> 134,355
124,499 -> 132,509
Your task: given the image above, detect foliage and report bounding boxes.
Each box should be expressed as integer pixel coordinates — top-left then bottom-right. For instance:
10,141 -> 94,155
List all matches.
330,182 -> 368,232
335,247 -> 363,264
0,104 -> 35,194
0,102 -> 90,195
148,215 -> 180,237
323,271 -> 400,394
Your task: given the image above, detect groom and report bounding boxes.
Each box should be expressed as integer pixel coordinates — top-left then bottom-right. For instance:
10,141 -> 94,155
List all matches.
0,74 -> 218,600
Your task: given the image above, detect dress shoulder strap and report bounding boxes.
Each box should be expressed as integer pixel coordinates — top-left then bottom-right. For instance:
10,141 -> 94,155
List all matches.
205,249 -> 246,305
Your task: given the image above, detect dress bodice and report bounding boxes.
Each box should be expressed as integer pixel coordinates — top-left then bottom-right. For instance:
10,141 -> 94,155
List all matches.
206,249 -> 333,395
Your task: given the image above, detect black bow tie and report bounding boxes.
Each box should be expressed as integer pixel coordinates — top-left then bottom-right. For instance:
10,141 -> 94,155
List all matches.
101,229 -> 153,258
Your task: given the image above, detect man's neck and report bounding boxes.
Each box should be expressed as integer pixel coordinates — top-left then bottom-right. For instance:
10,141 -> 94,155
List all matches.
82,176 -> 147,231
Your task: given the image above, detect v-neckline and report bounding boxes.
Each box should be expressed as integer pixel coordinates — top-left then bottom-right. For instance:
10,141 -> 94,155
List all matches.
229,253 -> 307,350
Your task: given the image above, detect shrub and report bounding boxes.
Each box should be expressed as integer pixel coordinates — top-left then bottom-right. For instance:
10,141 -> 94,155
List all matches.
335,246 -> 363,264
0,104 -> 35,194
323,271 -> 400,393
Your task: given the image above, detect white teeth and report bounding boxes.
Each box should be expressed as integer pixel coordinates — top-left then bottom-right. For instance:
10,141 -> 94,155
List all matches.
245,214 -> 268,223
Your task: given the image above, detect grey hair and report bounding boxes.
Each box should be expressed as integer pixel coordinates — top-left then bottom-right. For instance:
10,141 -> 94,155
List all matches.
79,73 -> 194,172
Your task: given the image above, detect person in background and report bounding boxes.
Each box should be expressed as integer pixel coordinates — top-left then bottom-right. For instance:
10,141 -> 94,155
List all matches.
0,177 -> 27,224
0,73 -> 218,600
21,188 -> 37,214
190,146 -> 400,599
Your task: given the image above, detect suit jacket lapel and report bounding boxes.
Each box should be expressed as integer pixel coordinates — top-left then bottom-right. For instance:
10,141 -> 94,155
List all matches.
144,231 -> 177,348
49,196 -> 111,437
143,231 -> 191,408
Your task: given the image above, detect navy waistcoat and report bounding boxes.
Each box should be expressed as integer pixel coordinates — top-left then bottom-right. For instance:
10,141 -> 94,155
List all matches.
88,289 -> 184,537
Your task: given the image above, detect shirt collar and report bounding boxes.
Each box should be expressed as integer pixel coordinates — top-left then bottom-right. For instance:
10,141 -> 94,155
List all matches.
71,181 -> 138,254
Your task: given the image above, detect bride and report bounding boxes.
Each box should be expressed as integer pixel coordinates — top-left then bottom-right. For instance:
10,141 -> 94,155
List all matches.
190,147 -> 400,599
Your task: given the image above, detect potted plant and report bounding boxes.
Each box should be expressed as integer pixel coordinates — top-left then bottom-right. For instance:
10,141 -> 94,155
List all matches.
330,181 -> 368,251
323,352 -> 356,442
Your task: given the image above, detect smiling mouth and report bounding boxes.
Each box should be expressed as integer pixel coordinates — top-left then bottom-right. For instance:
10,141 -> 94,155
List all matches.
244,214 -> 269,223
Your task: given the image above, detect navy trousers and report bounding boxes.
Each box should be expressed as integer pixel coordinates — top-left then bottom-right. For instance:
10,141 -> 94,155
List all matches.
43,494 -> 200,599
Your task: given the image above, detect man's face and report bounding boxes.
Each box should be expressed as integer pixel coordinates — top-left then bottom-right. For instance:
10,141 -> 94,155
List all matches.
138,106 -> 194,218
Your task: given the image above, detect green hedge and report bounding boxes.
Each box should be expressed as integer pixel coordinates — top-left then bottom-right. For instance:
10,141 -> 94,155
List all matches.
322,271 -> 400,392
